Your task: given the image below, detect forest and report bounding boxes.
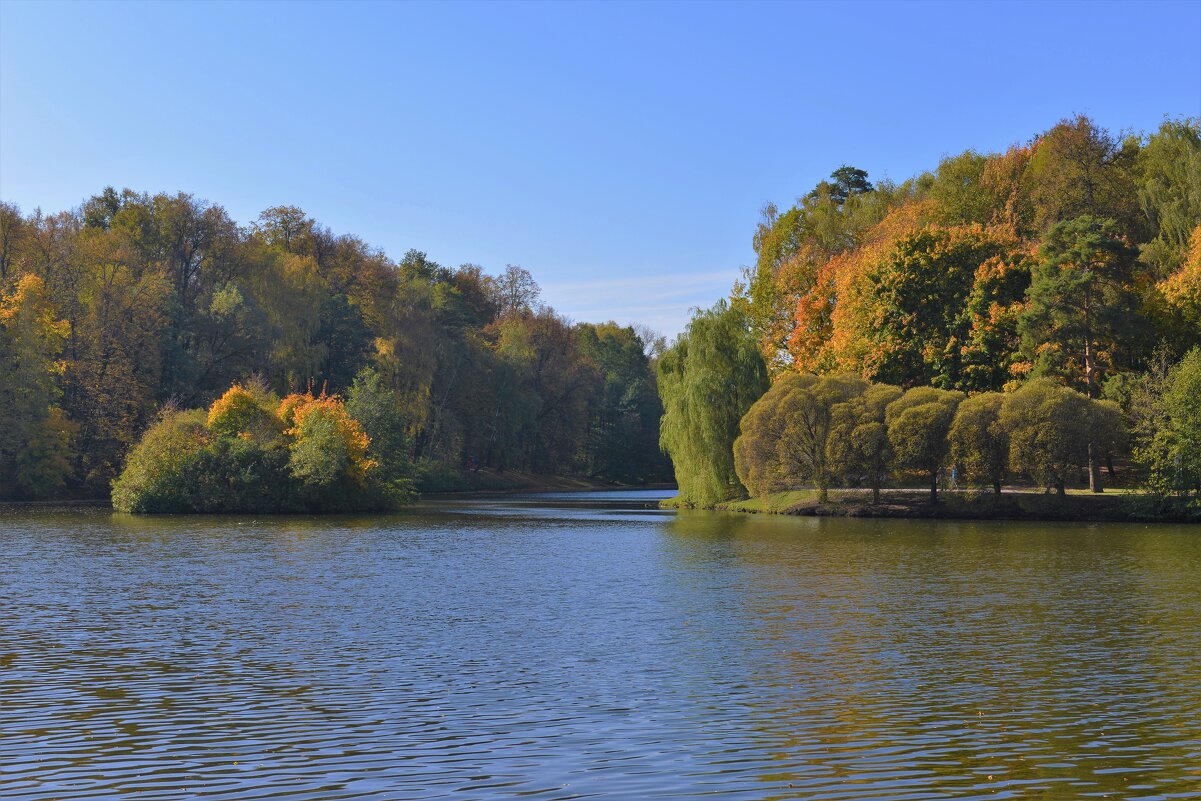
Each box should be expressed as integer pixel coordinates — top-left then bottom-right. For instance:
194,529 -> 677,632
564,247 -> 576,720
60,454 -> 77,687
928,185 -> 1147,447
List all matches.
661,115 -> 1201,511
3,114 -> 1199,514
0,194 -> 670,505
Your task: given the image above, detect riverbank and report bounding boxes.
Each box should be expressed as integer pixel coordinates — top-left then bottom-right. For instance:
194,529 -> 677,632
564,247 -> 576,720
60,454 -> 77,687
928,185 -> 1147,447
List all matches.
662,488 -> 1201,523
420,468 -> 674,496
1,474 -> 675,510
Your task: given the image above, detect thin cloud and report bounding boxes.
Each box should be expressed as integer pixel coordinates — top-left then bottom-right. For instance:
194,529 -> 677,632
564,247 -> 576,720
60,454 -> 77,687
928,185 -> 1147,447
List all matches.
541,269 -> 738,336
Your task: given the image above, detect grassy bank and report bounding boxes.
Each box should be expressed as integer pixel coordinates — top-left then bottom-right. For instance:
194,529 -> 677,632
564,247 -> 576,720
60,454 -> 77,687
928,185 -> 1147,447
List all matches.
662,488 -> 1201,523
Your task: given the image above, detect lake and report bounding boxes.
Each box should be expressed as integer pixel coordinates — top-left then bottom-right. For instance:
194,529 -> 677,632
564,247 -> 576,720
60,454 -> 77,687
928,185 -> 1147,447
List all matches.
2,490 -> 1199,799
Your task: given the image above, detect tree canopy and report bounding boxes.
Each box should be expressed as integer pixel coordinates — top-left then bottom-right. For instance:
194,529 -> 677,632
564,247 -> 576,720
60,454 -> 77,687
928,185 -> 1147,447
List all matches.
0,191 -> 672,502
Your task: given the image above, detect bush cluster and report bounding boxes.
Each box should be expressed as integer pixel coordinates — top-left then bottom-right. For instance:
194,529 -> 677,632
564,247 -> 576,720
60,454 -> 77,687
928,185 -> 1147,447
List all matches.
112,375 -> 415,514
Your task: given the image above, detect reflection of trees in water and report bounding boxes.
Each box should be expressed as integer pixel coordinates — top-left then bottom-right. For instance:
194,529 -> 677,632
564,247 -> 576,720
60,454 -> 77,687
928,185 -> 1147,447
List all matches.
109,510 -> 422,536
664,509 -> 752,540
658,512 -> 1201,794
1126,529 -> 1201,772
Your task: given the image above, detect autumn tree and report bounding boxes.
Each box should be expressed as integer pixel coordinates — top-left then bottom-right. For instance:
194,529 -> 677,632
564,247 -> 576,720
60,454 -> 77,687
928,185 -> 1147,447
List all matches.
735,167 -> 891,373
1157,225 -> 1201,338
490,265 -> 542,319
0,201 -> 27,283
0,274 -> 76,497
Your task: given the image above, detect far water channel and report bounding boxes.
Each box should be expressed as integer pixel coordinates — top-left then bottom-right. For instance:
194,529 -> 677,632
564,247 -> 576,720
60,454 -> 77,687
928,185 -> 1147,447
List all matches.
2,490 -> 1199,799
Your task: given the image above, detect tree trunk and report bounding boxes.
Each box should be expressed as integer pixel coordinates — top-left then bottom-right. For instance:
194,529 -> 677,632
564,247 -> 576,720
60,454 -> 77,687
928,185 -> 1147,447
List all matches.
1083,325 -> 1103,493
993,480 -> 1001,495
1056,481 -> 1066,497
872,485 -> 880,505
818,485 -> 828,503
1088,442 -> 1104,493
1106,453 -> 1115,477
930,471 -> 938,504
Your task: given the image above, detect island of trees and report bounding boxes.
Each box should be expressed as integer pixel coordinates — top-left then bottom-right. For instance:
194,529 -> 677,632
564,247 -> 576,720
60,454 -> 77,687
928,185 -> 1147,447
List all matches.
0,197 -> 670,509
660,116 -> 1201,520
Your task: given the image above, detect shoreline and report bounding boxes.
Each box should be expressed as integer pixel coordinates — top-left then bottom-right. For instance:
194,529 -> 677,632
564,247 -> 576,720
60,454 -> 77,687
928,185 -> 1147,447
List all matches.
662,488 -> 1201,524
418,469 -> 674,497
1,479 -> 678,513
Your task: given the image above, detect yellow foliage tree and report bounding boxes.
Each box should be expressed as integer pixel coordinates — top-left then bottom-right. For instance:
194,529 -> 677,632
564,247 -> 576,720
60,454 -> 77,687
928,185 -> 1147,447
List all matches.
0,274 -> 76,497
281,391 -> 376,486
1158,225 -> 1201,319
207,383 -> 281,442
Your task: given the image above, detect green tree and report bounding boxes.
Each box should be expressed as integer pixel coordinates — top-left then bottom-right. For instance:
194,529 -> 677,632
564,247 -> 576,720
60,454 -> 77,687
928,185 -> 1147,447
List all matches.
1026,115 -> 1141,236
948,392 -> 1008,493
1136,348 -> 1201,497
346,366 -> 412,483
928,151 -> 994,225
810,166 -> 874,208
575,322 -> 668,483
659,302 -> 768,507
826,383 -> 902,503
1020,215 -> 1141,491
865,226 -> 1016,389
111,408 -> 209,513
732,374 -> 799,498
288,410 -> 352,491
886,386 -> 964,502
1135,118 -> 1201,278
734,373 -> 868,501
956,254 -> 1032,392
999,379 -> 1095,496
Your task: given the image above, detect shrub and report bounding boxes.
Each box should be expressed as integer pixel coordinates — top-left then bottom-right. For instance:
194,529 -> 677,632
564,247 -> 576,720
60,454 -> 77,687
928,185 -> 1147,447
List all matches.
112,409 -> 209,513
112,381 -> 411,513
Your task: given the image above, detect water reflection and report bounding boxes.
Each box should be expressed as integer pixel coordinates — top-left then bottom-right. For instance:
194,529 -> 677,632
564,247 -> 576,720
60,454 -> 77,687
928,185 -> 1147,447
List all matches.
1,494 -> 1199,799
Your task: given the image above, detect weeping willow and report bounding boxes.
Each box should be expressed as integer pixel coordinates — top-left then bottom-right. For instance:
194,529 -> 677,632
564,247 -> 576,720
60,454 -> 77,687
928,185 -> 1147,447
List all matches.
657,301 -> 769,507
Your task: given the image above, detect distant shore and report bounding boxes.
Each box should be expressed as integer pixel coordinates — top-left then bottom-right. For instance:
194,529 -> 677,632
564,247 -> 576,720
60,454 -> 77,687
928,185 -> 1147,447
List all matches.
1,476 -> 676,511
662,488 -> 1201,524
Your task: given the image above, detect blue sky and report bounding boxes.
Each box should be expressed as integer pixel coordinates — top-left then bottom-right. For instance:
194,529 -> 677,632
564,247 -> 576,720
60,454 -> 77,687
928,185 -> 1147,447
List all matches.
2,0 -> 1199,335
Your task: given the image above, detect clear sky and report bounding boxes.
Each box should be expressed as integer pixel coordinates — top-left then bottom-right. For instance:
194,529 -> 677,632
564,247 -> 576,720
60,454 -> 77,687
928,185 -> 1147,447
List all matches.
2,0 -> 1199,335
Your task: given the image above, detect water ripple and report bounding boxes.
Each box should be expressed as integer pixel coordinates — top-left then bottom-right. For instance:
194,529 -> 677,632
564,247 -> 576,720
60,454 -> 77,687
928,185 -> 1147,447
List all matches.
2,493 -> 1200,799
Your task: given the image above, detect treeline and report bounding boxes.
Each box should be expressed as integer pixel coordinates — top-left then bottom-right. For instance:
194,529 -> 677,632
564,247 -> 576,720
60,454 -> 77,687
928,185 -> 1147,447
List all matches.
0,192 -> 670,501
735,374 -> 1132,503
662,116 -> 1201,507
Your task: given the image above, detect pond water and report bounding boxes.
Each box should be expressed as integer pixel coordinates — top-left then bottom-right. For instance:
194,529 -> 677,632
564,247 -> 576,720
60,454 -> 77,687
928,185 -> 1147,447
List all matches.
2,490 -> 1200,799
